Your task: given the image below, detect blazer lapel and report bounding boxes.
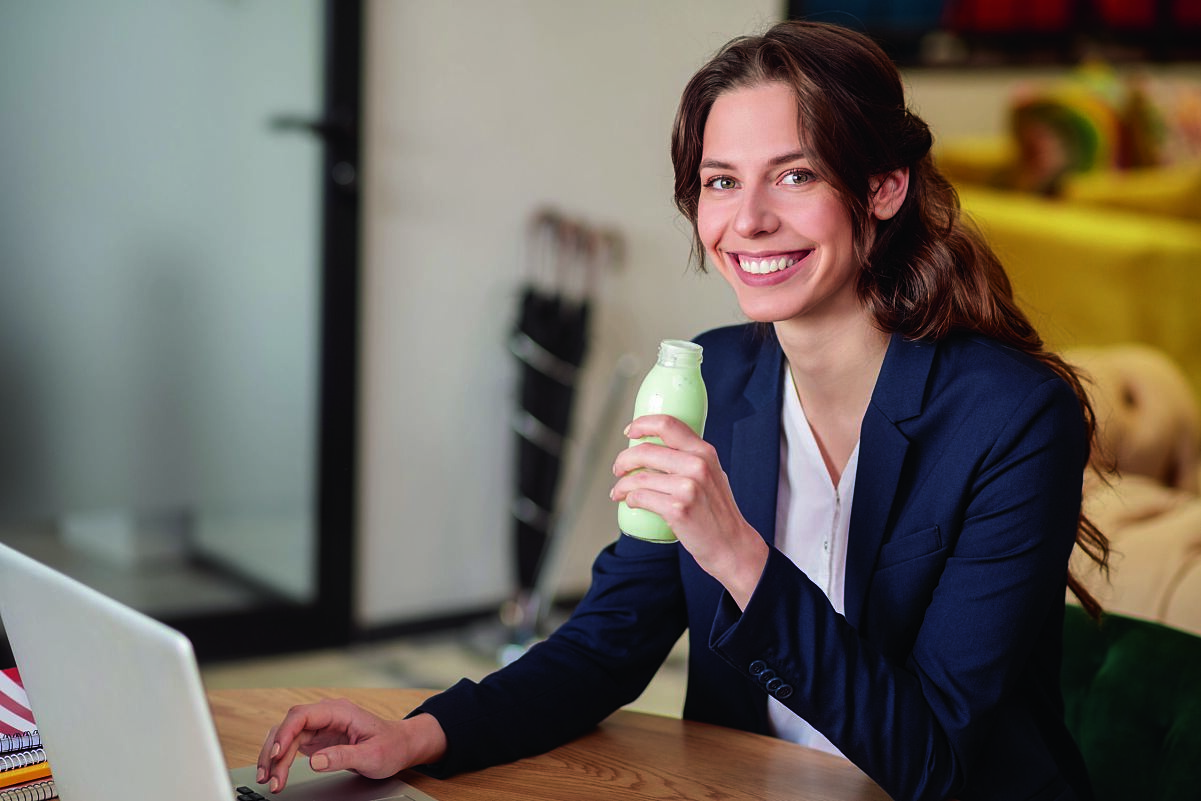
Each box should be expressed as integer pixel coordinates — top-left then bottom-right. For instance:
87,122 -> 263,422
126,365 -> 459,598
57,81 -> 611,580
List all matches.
728,334 -> 784,546
844,334 -> 936,628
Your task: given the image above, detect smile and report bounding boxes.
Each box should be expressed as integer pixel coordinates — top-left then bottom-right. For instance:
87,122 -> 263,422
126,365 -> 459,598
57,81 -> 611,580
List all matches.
739,255 -> 800,274
730,250 -> 813,283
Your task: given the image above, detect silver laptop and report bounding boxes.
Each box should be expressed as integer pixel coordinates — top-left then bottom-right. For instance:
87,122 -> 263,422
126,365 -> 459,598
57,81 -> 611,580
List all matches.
0,542 -> 439,801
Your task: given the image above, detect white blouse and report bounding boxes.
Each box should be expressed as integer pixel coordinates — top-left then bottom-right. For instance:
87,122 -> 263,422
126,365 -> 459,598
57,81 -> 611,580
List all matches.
768,368 -> 859,758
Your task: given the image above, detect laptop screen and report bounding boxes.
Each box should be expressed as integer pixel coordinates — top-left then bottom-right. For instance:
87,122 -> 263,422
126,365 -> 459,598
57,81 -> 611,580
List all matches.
0,543 -> 437,801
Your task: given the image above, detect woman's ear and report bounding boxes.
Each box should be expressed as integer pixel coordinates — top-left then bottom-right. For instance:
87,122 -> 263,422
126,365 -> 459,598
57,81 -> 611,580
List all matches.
869,168 -> 909,221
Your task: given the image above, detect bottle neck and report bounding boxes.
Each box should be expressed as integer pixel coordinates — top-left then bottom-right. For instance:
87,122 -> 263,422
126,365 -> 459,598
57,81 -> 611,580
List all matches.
657,339 -> 702,369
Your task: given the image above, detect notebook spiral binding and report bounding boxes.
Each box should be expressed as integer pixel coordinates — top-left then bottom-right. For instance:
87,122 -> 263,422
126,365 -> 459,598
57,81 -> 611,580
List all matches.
0,748 -> 45,771
0,779 -> 56,801
0,734 -> 40,758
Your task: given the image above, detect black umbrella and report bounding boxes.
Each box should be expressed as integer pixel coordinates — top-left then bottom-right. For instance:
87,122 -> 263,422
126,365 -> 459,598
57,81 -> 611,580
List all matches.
503,211 -> 624,647
509,212 -> 591,591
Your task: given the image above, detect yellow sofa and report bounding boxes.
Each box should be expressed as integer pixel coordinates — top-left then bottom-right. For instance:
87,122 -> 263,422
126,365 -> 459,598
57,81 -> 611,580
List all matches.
936,141 -> 1201,397
939,136 -> 1201,222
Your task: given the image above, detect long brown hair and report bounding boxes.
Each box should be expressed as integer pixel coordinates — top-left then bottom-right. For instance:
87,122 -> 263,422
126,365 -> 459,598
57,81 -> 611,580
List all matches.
671,20 -> 1109,617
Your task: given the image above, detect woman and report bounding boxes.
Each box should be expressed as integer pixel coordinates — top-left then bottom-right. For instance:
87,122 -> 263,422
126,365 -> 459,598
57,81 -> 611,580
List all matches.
258,21 -> 1107,801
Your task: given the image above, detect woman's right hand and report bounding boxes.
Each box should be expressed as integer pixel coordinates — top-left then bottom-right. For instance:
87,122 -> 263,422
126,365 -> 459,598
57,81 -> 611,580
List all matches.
255,698 -> 448,793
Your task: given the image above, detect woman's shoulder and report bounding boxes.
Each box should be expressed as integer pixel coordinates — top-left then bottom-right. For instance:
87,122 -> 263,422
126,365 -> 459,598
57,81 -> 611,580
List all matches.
920,333 -> 1090,468
934,333 -> 1061,386
925,333 -> 1081,420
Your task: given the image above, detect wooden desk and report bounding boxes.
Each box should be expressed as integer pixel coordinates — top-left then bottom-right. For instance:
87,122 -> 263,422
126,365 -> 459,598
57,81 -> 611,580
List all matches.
209,687 -> 891,801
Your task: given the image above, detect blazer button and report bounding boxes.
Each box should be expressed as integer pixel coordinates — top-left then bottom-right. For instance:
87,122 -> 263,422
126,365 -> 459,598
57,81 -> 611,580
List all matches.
765,677 -> 784,693
757,669 -> 776,684
774,684 -> 794,700
749,660 -> 768,676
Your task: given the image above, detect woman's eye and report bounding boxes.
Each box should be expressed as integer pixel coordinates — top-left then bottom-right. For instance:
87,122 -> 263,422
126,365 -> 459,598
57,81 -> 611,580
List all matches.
704,176 -> 737,191
781,169 -> 814,186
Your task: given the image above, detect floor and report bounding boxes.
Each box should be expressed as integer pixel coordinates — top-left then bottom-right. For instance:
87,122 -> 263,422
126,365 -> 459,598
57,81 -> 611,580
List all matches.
200,621 -> 690,718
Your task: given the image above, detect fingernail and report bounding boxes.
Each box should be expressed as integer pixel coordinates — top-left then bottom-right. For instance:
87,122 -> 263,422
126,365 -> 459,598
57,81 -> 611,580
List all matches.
271,742 -> 281,758
622,423 -> 631,437
269,778 -> 280,793
257,768 -> 265,783
311,753 -> 329,771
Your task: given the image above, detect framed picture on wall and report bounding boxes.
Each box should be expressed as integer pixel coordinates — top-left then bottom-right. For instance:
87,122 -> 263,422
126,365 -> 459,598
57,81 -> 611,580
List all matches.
787,0 -> 1201,66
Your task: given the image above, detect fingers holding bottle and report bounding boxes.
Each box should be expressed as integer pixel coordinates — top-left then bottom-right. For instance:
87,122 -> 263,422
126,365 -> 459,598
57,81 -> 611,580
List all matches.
612,414 -> 767,607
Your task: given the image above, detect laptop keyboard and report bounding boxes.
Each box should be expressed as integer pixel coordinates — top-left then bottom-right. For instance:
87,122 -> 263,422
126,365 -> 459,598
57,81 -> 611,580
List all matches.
234,786 -> 267,801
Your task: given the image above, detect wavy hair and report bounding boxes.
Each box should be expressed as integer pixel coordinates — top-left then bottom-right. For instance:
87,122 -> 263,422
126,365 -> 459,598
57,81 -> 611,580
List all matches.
671,20 -> 1109,617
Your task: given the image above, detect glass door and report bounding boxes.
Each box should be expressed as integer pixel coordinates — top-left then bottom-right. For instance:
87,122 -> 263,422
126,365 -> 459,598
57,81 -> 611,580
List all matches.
0,0 -> 360,661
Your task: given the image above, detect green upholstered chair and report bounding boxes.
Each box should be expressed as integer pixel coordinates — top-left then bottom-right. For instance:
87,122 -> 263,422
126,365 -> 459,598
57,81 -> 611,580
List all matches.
1061,605 -> 1201,801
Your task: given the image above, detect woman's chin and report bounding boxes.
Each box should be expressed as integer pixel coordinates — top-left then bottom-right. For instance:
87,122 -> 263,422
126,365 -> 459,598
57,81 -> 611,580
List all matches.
736,300 -> 793,324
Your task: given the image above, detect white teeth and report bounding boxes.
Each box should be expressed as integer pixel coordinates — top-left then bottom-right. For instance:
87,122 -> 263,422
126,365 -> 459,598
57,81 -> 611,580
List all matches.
739,256 -> 799,274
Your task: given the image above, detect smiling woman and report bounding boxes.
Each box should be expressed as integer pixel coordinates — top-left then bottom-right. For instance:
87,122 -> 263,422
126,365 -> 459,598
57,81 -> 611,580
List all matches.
257,20 -> 1109,801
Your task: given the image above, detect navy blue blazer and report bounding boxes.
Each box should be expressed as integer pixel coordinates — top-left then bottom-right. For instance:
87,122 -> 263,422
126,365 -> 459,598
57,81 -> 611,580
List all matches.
418,324 -> 1093,801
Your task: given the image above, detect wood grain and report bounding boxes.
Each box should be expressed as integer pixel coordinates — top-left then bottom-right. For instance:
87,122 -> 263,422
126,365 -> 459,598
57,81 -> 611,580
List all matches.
209,687 -> 891,801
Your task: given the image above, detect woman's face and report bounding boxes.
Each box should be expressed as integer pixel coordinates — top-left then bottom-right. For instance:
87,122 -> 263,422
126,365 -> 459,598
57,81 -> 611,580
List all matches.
697,81 -> 864,327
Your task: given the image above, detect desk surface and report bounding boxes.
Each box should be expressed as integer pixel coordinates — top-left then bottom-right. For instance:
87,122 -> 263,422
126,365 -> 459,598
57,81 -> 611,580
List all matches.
209,687 -> 891,801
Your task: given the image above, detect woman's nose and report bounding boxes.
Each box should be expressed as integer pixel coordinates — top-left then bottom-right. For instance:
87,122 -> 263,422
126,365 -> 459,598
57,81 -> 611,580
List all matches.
733,185 -> 779,238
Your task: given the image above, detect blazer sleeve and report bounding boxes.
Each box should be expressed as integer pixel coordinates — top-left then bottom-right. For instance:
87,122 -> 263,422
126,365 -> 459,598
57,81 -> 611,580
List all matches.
413,532 -> 688,776
709,375 -> 1087,801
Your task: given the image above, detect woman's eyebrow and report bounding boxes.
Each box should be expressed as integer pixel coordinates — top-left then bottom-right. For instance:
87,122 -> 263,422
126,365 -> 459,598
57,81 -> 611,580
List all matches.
769,150 -> 809,167
699,150 -> 810,171
699,158 -> 733,171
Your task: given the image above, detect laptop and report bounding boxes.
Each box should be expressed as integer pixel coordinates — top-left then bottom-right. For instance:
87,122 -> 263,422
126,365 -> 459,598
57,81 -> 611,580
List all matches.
0,542 -> 439,801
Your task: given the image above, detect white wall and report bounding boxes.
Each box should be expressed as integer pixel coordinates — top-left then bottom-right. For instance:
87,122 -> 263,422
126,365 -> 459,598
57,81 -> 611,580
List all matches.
357,0 -> 779,626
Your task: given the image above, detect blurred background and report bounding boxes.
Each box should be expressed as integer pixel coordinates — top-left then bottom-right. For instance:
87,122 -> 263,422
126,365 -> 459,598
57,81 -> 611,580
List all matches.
1,0 -> 1199,690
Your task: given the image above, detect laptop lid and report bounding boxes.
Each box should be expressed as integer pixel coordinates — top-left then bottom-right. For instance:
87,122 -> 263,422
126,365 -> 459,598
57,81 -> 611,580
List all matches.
0,543 -> 437,801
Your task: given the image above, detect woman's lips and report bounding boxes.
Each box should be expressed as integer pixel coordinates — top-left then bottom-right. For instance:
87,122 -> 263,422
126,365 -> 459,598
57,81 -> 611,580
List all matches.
729,250 -> 812,286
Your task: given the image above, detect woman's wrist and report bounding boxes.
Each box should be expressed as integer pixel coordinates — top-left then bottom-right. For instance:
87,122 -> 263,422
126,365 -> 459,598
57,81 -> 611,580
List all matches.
721,530 -> 770,611
404,712 -> 449,767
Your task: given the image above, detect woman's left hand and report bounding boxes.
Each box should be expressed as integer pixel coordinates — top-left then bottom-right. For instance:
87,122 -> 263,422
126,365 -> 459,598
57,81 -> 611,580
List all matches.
611,414 -> 768,609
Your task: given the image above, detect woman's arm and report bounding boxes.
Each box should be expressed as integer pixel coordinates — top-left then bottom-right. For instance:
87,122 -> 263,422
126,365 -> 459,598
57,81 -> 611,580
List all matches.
413,532 -> 688,776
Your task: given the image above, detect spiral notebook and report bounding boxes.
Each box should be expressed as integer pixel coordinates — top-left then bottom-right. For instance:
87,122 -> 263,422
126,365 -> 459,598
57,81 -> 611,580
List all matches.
0,779 -> 56,801
0,543 -> 441,801
0,731 -> 40,756
0,668 -> 54,799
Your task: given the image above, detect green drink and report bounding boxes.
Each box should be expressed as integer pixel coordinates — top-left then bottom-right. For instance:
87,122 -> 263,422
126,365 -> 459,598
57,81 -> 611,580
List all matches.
617,339 -> 708,543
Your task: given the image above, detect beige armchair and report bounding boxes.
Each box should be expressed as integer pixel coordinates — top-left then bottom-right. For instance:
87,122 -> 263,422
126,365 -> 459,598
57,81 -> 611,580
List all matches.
1067,344 -> 1201,634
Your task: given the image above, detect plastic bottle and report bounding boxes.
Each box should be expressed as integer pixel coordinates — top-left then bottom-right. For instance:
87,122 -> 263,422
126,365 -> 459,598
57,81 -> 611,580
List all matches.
617,339 -> 708,542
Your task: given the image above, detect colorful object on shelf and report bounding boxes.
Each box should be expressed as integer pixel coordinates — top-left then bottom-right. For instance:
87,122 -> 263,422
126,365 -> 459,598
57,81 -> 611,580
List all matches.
0,669 -> 35,739
1002,62 -> 1171,194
